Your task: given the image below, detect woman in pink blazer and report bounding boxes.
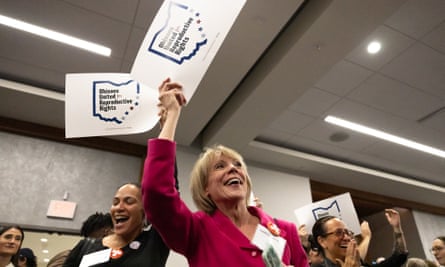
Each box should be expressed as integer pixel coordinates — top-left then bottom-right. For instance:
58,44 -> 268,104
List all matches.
142,78 -> 308,267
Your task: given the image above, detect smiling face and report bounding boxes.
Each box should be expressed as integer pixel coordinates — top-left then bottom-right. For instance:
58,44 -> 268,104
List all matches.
0,227 -> 23,258
431,238 -> 445,266
317,218 -> 353,262
205,154 -> 249,206
110,184 -> 145,239
191,145 -> 252,214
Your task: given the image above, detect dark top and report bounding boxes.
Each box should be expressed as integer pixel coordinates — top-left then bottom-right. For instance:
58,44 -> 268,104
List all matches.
311,250 -> 408,267
371,250 -> 408,267
62,227 -> 169,267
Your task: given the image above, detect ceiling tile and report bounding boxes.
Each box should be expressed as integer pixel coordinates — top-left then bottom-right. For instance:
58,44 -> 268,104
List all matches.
420,108 -> 445,134
120,60 -> 133,73
1,89 -> 64,128
284,134 -> 355,160
363,140 -> 445,186
342,146 -> 435,183
123,27 -> 146,62
395,122 -> 445,151
341,147 -> 406,173
346,25 -> 415,71
0,28 -> 122,75
64,0 -> 139,24
297,118 -> 377,152
287,87 -> 340,117
267,110 -> 313,135
384,0 -> 445,39
380,43 -> 445,99
256,127 -> 294,147
0,0 -> 133,59
0,56 -> 64,90
134,0 -> 164,29
422,21 -> 445,54
314,60 -> 373,96
326,99 -> 413,133
348,73 -> 444,120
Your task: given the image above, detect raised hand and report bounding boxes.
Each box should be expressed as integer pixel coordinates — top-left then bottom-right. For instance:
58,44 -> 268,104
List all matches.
384,209 -> 401,229
157,78 -> 186,140
336,239 -> 361,267
158,78 -> 186,112
298,224 -> 309,249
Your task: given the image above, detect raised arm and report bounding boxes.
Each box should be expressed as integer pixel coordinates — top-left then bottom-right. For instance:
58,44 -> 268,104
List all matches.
297,224 -> 310,252
385,209 -> 408,253
357,220 -> 371,261
142,78 -> 192,254
157,78 -> 186,141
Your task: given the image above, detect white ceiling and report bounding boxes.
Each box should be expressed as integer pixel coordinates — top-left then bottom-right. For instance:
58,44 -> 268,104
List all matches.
1,0 -> 445,222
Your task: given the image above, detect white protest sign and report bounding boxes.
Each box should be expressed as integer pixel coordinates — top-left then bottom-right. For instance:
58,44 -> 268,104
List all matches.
65,73 -> 159,138
294,192 -> 361,235
131,0 -> 246,101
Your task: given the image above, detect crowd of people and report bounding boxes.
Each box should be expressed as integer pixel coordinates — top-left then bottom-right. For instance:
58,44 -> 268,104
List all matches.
2,78 -> 444,267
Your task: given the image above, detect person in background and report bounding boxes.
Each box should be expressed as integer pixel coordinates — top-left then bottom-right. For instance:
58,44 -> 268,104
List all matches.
310,215 -> 360,267
371,209 -> 408,267
301,220 -> 370,266
47,212 -> 113,267
17,248 -> 36,267
406,257 -> 428,267
373,257 -> 385,264
310,209 -> 408,267
430,236 -> 445,267
357,221 -> 371,261
79,212 -> 113,239
298,224 -> 323,265
142,78 -> 308,267
62,183 -> 169,267
424,259 -> 439,267
0,225 -> 24,267
307,235 -> 324,265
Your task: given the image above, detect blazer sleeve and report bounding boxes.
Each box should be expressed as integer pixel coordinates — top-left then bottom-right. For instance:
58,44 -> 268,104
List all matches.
142,138 -> 199,255
277,219 -> 309,267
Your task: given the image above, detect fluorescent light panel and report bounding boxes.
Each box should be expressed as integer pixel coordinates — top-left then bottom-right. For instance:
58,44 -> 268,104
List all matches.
0,14 -> 111,56
325,115 -> 445,158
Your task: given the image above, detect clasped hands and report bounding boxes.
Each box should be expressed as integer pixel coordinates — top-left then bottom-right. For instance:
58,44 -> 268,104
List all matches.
157,78 -> 187,127
336,239 -> 361,267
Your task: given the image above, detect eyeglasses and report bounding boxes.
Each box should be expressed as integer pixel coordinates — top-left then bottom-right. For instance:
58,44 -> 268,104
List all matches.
323,228 -> 354,238
430,246 -> 444,253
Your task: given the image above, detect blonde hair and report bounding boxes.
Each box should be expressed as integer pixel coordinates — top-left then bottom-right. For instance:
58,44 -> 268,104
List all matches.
190,144 -> 252,214
406,258 -> 428,267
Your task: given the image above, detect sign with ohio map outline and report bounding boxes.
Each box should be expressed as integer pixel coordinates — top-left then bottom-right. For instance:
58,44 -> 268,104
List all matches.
293,192 -> 361,235
131,0 -> 246,101
65,0 -> 246,138
65,73 -> 159,138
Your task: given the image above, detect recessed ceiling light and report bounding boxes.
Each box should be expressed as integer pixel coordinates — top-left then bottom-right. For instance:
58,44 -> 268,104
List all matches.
324,115 -> 445,158
40,238 -> 48,243
44,259 -> 50,263
329,131 -> 349,142
42,249 -> 49,254
0,14 -> 111,56
367,41 -> 381,54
